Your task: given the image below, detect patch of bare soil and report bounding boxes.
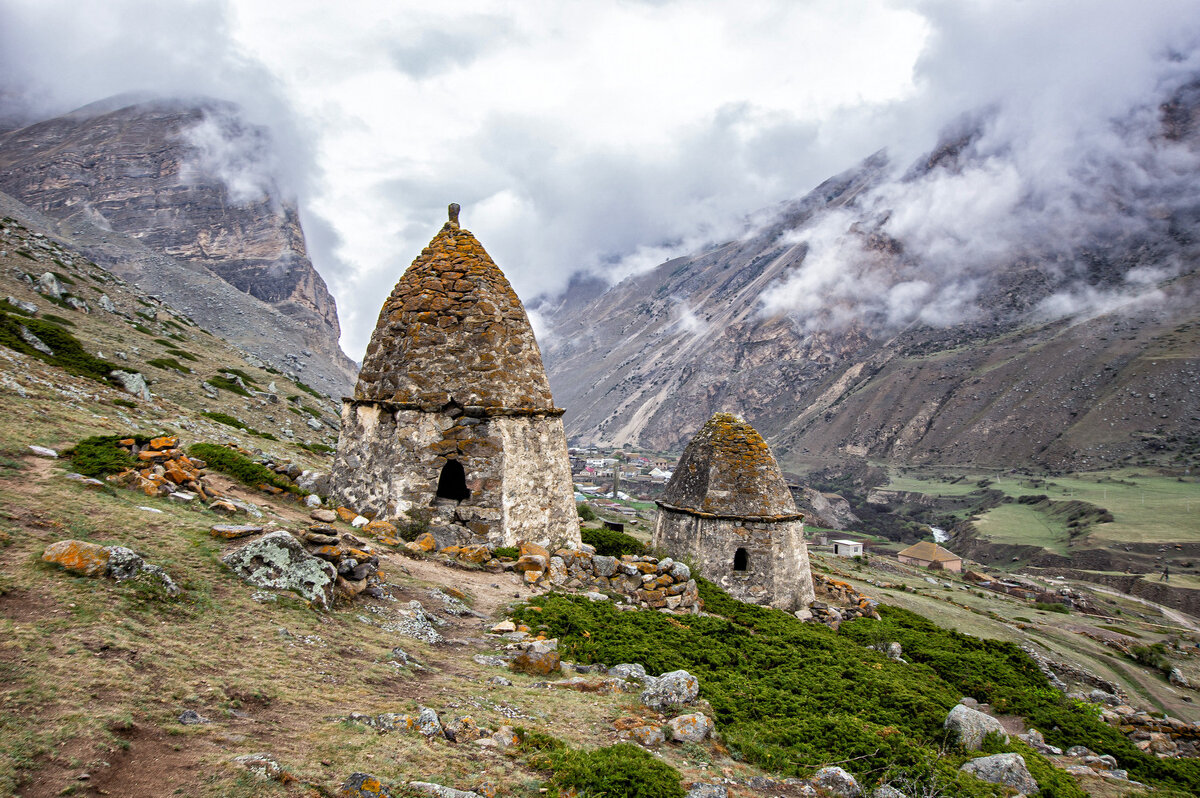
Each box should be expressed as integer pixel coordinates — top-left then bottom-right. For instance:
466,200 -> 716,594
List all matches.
17,721 -> 214,798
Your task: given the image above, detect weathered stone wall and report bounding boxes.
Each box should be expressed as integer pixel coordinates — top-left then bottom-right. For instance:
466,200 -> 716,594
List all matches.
653,509 -> 814,611
331,400 -> 578,550
494,415 -> 579,549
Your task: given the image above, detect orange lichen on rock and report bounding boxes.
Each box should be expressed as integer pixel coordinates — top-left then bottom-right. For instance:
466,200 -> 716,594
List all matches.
353,217 -> 555,410
42,539 -> 110,576
658,412 -> 799,519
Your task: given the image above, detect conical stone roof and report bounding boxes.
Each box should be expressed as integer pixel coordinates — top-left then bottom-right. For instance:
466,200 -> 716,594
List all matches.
354,205 -> 556,410
660,413 -> 800,519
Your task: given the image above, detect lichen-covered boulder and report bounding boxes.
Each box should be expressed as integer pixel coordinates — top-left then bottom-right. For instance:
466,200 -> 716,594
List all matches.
338,772 -> 392,797
640,669 -> 700,711
667,712 -> 713,742
415,706 -> 442,737
944,703 -> 1007,751
511,639 -> 561,676
221,531 -> 337,610
443,715 -> 484,743
42,539 -> 110,576
813,766 -> 860,797
959,753 -> 1037,795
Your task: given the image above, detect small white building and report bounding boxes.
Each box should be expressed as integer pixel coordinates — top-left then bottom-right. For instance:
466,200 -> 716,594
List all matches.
832,539 -> 864,557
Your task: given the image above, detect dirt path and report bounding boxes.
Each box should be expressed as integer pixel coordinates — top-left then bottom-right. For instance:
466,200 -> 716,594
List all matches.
1086,584 -> 1200,632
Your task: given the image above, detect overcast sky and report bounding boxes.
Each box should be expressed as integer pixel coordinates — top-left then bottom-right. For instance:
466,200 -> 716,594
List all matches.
2,0 -> 1199,358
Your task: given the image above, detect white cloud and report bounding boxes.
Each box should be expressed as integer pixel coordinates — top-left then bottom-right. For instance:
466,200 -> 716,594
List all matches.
2,0 -> 1198,358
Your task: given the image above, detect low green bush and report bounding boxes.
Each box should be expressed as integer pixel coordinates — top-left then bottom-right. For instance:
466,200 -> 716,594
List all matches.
518,730 -> 684,798
513,582 -> 1200,795
205,376 -> 250,397
40,313 -> 76,328
188,443 -> 305,496
1034,602 -> 1070,614
545,743 -> 684,798
0,311 -> 112,382
581,526 -> 646,557
64,434 -> 150,477
200,412 -> 277,441
493,546 -> 519,560
165,348 -> 198,362
146,357 -> 192,374
577,503 -> 597,521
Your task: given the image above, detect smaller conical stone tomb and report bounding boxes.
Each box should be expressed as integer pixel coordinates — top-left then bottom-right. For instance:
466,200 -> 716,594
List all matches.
653,412 -> 814,610
331,204 -> 579,550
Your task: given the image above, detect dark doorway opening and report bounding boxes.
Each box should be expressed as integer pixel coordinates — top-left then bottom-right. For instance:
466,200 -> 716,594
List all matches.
436,460 -> 470,502
733,547 -> 749,571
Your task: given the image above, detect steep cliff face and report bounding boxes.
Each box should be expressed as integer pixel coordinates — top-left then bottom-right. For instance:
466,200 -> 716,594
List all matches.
0,97 -> 355,394
541,92 -> 1200,473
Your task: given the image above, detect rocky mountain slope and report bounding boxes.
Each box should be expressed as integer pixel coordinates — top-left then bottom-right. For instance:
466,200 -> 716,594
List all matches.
0,97 -> 356,396
541,87 -> 1200,474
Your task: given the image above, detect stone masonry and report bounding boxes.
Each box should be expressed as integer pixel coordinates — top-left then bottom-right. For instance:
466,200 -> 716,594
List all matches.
653,413 -> 814,611
332,205 -> 578,550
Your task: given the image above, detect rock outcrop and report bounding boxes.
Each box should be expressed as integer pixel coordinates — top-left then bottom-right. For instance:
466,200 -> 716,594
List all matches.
0,97 -> 356,395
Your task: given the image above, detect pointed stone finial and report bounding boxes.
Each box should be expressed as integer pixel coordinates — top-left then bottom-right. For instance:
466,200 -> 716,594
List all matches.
448,203 -> 460,227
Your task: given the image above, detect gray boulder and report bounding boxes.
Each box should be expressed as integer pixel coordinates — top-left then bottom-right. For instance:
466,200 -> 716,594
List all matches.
872,787 -> 908,798
813,766 -> 860,797
221,531 -> 337,610
64,296 -> 90,313
407,782 -> 482,798
667,712 -> 713,742
18,326 -> 53,355
110,370 -> 151,401
105,546 -> 181,596
684,786 -> 727,798
97,294 -> 117,313
6,296 -> 37,314
415,706 -> 442,737
945,703 -> 1008,751
609,663 -> 648,681
960,753 -> 1038,794
35,272 -> 63,299
641,669 -> 699,711
339,773 -> 392,797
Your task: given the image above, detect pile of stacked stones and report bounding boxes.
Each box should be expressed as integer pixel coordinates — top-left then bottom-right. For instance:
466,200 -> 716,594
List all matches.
1103,707 -> 1200,758
393,529 -> 706,612
797,573 -> 881,628
339,705 -> 520,750
511,542 -> 701,612
107,435 -> 222,502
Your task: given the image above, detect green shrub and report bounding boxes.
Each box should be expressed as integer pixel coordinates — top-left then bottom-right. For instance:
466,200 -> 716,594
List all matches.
0,299 -> 34,316
222,368 -> 259,387
40,313 -> 75,327
146,357 -> 192,374
112,398 -> 136,409
132,323 -> 153,335
493,546 -> 519,560
578,503 -> 597,521
293,379 -> 323,400
512,585 -> 1200,795
64,434 -> 150,477
1034,602 -> 1070,614
165,348 -> 198,362
543,743 -> 684,798
51,271 -> 75,286
581,526 -> 646,557
0,311 -> 112,382
297,442 -> 335,455
1132,643 -> 1170,672
188,443 -> 305,496
205,376 -> 251,397
200,412 -> 277,441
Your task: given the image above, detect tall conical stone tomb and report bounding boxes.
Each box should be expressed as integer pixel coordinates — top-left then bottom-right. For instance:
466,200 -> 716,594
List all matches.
331,204 -> 580,550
